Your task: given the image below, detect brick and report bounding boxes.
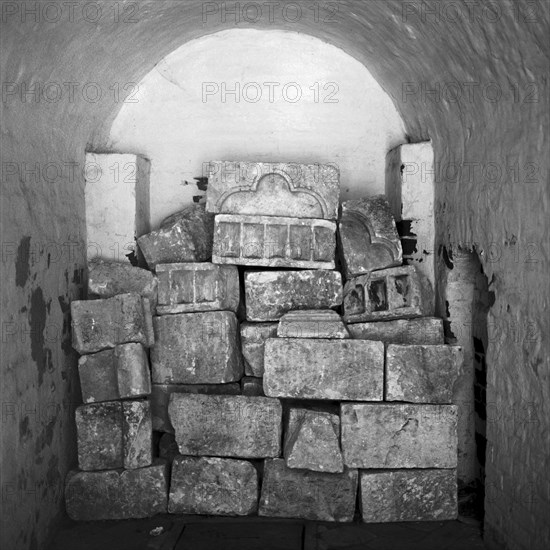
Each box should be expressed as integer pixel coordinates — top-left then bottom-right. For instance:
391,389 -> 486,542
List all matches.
65,460 -> 168,520
386,344 -> 463,403
360,469 -> 457,522
338,196 -> 402,277
277,310 -> 349,339
212,214 -> 336,269
241,376 -> 264,396
348,317 -> 444,345
156,262 -> 239,314
341,403 -> 458,468
122,400 -> 152,469
71,293 -> 154,354
151,312 -> 242,384
169,394 -> 282,458
168,456 -> 259,515
343,265 -> 423,323
240,322 -> 278,377
264,338 -> 383,401
206,161 -> 339,220
259,459 -> 357,522
245,270 -> 342,321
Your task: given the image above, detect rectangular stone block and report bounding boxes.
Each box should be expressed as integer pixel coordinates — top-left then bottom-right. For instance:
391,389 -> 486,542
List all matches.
259,459 -> 357,522
264,338 -> 383,401
348,317 -> 444,345
240,322 -> 278,377
241,376 -> 264,396
341,403 -> 458,468
122,400 -> 153,469
386,344 -> 463,403
212,214 -> 336,269
169,394 -> 282,458
206,161 -> 339,220
71,293 -> 154,354
151,311 -> 243,384
277,310 -> 349,339
245,270 -> 342,321
65,460 -> 168,520
343,265 -> 423,323
360,470 -> 457,522
168,456 -> 259,516
115,343 -> 151,399
156,262 -> 239,314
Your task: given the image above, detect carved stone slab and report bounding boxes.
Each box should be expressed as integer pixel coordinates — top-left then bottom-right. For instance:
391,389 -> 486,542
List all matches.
348,317 -> 444,345
240,322 -> 278,377
277,310 -> 349,339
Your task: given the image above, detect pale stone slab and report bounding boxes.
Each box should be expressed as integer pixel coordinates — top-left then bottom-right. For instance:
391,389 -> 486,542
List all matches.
71,293 -> 154,354
343,265 -> 423,323
277,309 -> 349,339
240,322 -> 278,377
245,270 -> 342,322
212,214 -> 336,269
151,312 -> 242,384
122,400 -> 152,470
168,456 -> 259,516
156,262 -> 239,314
339,196 -> 402,277
206,161 -> 340,220
259,459 -> 358,522
348,317 -> 444,345
241,376 -> 264,396
386,344 -> 463,403
340,403 -> 458,468
169,394 -> 282,458
360,469 -> 457,522
65,460 -> 168,520
264,338 -> 383,401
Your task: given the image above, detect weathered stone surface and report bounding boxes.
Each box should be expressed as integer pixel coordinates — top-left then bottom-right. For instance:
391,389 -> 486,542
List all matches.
360,469 -> 457,522
168,456 -> 259,516
169,394 -> 282,458
348,317 -> 444,345
156,262 -> 239,314
341,403 -> 458,468
240,322 -> 278,377
115,343 -> 151,399
151,383 -> 240,433
338,195 -> 402,277
259,459 -> 357,522
245,271 -> 343,321
71,293 -> 154,354
386,344 -> 463,403
151,312 -> 242,384
212,214 -> 336,269
122,400 -> 152,469
343,265 -> 423,323
264,338 -> 383,400
65,460 -> 168,520
137,204 -> 214,268
277,310 -> 349,339
241,376 -> 264,396
206,161 -> 340,220
284,409 -> 343,473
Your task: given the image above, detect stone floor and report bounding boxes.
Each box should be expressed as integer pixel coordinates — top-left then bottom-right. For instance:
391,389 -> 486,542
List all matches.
47,515 -> 485,550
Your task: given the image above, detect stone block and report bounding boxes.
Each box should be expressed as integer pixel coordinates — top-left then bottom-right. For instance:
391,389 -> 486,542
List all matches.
241,376 -> 264,396
71,293 -> 154,354
169,394 -> 282,458
206,161 -> 339,220
156,262 -> 239,314
240,322 -> 278,377
150,383 -> 240,433
386,344 -> 463,403
264,338 -> 383,401
259,459 -> 357,522
168,456 -> 259,516
343,265 -> 423,323
340,403 -> 458,468
122,400 -> 153,469
338,196 -> 402,277
151,311 -> 242,384
85,153 -> 150,262
348,317 -> 444,345
360,469 -> 457,522
284,408 -> 343,473
277,310 -> 349,339
212,214 -> 336,269
65,460 -> 168,520
245,270 -> 342,322
115,343 -> 151,399
137,204 -> 214,268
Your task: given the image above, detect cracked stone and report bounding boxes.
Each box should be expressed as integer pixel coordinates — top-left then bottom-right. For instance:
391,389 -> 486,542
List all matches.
122,399 -> 153,470
240,322 -> 278,377
277,310 -> 349,339
348,317 -> 444,345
